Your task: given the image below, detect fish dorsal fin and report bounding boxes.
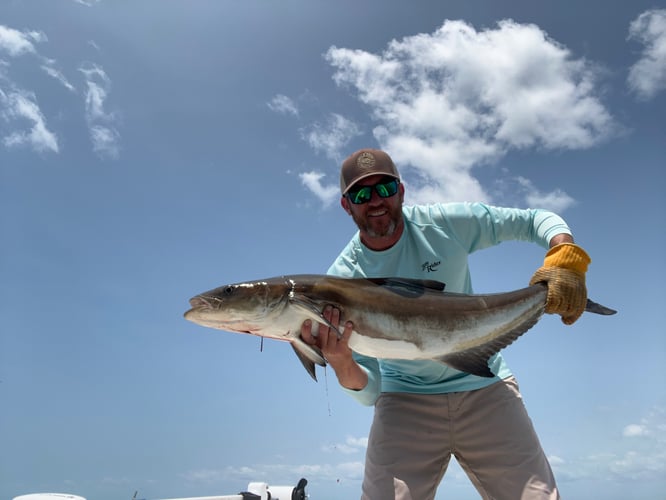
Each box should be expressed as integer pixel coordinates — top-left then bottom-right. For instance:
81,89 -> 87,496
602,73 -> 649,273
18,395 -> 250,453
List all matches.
365,277 -> 446,297
438,304 -> 545,378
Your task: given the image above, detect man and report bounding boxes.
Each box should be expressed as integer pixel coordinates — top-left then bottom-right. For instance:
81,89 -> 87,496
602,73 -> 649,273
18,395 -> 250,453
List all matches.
301,148 -> 590,500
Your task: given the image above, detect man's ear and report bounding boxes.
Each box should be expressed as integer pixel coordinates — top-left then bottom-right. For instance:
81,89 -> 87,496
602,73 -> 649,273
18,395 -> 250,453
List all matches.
341,196 -> 352,215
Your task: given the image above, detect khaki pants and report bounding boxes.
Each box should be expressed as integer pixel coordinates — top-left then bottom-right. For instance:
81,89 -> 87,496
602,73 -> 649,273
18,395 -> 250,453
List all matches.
361,377 -> 559,500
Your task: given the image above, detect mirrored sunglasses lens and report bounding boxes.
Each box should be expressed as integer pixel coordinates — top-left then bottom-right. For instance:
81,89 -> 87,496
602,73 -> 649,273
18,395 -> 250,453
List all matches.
377,180 -> 398,198
351,186 -> 372,204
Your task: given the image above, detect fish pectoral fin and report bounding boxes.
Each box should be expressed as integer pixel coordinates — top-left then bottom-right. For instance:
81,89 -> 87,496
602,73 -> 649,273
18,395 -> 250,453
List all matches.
291,338 -> 326,382
289,296 -> 343,339
438,352 -> 495,378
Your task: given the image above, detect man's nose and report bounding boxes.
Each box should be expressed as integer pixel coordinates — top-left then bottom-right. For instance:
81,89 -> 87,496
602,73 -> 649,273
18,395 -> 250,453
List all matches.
367,187 -> 383,204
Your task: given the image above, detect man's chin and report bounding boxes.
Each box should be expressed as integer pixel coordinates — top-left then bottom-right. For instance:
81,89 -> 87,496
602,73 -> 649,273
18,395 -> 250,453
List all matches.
367,221 -> 396,238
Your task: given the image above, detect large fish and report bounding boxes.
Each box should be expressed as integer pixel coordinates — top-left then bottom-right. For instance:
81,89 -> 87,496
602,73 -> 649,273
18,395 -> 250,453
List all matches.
183,275 -> 616,380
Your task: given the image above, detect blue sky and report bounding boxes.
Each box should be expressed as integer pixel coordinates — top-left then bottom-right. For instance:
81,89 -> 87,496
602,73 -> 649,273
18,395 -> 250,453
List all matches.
1,1 -> 665,499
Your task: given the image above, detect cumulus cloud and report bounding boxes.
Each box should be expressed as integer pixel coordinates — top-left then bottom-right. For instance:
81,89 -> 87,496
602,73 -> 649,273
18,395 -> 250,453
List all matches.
183,407 -> 665,494
550,406 -> 666,483
310,19 -> 615,206
489,172 -> 575,211
627,9 -> 666,100
623,423 -> 648,437
267,94 -> 299,116
516,176 -> 576,212
181,435 -> 368,491
300,112 -> 362,161
80,62 -> 121,158
299,171 -> 340,208
298,113 -> 362,204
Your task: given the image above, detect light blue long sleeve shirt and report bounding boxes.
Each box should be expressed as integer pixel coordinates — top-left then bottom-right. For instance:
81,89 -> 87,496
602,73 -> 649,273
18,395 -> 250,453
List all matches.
327,202 -> 571,406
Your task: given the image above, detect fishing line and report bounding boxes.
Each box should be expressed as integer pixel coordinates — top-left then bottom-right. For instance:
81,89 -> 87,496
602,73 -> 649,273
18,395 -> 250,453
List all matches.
324,365 -> 332,417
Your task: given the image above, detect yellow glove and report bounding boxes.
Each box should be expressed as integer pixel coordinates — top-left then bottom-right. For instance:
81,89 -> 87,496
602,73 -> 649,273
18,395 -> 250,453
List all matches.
529,243 -> 590,325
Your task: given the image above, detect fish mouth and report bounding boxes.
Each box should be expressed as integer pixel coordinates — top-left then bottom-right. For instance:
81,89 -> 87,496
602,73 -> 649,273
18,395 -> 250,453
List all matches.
189,296 -> 214,309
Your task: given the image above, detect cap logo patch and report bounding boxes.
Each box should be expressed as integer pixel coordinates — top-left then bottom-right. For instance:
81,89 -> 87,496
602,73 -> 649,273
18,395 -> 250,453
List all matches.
356,151 -> 376,170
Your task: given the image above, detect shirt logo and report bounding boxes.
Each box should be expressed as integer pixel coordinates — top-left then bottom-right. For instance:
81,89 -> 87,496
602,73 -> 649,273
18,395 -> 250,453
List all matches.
422,260 -> 441,273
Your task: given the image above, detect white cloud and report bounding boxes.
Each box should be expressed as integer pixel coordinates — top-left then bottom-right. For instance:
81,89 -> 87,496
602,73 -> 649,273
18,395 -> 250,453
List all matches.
627,9 -> 666,100
41,59 -> 76,92
180,407 -> 665,494
0,88 -> 58,153
320,19 -> 614,206
623,423 -> 648,437
609,449 -> 666,481
300,112 -> 361,161
268,94 -> 299,116
90,124 -> 120,158
516,176 -> 576,212
181,438 -> 367,486
0,26 -> 61,154
0,25 -> 45,57
298,111 -> 362,204
80,62 -> 121,158
184,461 -> 365,486
332,461 -> 365,480
1,24 -> 121,159
621,408 -> 666,443
80,64 -> 112,120
322,435 -> 368,454
550,407 -> 666,484
299,171 -> 340,208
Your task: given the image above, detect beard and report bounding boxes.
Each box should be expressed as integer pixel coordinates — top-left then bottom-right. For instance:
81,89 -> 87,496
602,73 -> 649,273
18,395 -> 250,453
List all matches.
350,202 -> 403,239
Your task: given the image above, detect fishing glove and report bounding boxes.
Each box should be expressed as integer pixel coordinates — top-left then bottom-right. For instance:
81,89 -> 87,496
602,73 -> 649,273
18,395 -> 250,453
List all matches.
529,243 -> 590,325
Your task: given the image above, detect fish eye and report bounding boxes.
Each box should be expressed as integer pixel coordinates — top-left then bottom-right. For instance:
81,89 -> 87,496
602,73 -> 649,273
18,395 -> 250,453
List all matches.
224,286 -> 233,295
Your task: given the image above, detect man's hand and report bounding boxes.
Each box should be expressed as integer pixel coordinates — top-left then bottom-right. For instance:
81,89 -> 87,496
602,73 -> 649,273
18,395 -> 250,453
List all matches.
301,306 -> 353,364
301,306 -> 367,390
530,243 -> 591,325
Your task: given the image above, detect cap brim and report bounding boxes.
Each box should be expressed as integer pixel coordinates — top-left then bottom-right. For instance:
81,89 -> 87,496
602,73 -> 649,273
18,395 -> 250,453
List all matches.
342,172 -> 400,195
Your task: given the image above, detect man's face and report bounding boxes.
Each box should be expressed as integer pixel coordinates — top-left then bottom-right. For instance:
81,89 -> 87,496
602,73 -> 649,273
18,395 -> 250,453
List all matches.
341,174 -> 405,249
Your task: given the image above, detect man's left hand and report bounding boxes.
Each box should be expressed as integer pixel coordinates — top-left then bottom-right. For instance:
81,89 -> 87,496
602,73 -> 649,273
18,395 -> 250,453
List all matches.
530,243 -> 591,325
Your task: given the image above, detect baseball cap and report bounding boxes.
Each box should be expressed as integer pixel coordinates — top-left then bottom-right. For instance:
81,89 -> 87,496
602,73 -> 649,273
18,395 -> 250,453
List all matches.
340,148 -> 401,195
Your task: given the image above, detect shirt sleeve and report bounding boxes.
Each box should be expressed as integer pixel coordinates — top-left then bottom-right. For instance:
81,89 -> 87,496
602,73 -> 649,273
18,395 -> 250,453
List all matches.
434,202 -> 572,252
327,249 -> 383,406
339,352 -> 382,406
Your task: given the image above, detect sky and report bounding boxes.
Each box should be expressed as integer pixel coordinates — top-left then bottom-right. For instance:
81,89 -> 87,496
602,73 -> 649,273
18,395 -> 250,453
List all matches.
1,1 -> 665,499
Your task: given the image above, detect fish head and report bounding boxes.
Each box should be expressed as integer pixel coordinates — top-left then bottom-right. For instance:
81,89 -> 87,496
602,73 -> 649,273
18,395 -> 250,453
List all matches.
184,278 -> 291,337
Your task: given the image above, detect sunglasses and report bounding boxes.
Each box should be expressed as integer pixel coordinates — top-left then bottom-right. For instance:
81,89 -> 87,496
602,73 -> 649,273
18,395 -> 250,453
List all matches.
346,178 -> 400,205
